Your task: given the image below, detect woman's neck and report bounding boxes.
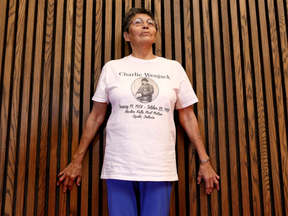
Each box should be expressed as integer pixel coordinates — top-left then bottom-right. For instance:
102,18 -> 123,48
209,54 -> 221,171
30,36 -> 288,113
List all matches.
130,44 -> 156,60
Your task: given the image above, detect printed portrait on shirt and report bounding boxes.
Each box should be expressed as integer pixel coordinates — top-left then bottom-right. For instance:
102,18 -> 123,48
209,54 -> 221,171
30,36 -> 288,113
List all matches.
131,77 -> 159,103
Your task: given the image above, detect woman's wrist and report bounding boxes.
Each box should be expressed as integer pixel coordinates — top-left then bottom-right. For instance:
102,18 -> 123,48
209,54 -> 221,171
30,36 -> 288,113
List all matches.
200,157 -> 210,163
72,152 -> 85,164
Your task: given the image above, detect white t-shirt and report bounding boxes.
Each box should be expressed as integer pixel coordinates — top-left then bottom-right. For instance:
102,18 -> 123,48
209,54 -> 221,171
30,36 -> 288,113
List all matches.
92,55 -> 198,181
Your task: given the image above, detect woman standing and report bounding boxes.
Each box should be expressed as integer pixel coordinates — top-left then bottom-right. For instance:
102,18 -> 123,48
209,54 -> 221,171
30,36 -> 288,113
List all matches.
57,7 -> 220,216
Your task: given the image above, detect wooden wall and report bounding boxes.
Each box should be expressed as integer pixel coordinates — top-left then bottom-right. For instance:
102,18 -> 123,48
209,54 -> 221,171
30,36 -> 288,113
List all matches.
0,0 -> 288,215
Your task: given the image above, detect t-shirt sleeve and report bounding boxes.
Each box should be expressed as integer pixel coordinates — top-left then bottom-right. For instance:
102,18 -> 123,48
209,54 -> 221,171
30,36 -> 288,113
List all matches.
91,65 -> 109,104
175,65 -> 198,109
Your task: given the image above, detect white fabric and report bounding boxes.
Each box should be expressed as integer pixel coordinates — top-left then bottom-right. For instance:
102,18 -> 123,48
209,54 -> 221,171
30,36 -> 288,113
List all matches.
92,55 -> 198,181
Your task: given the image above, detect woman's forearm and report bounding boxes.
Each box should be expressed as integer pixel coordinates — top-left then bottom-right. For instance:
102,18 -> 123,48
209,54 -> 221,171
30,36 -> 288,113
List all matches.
178,106 -> 209,161
72,102 -> 108,164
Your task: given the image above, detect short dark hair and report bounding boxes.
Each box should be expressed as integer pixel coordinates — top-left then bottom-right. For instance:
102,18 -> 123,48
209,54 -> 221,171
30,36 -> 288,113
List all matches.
122,7 -> 157,33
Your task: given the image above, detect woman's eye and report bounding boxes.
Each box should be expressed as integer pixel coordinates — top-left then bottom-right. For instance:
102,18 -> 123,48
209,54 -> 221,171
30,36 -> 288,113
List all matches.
147,20 -> 155,26
134,19 -> 142,25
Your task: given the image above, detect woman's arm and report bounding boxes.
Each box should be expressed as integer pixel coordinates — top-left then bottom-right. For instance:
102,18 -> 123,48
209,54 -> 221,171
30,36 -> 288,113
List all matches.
178,105 -> 220,194
57,101 -> 108,193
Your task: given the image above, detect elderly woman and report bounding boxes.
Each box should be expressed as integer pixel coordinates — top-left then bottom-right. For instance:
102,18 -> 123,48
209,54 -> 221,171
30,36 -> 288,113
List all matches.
57,7 -> 219,216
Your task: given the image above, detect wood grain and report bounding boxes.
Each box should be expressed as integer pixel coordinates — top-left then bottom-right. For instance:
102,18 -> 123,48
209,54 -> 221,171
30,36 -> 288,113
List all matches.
164,0 -> 172,59
80,0 -> 93,215
229,0 -> 251,215
124,0 -> 132,56
70,1 -> 83,215
154,0 -> 161,57
202,0 -> 218,215
192,1 -> 208,215
14,0 -> 35,215
115,0 -> 122,59
248,1 -> 271,215
48,0 -> 64,215
104,0 -> 112,63
220,0 -> 240,215
92,2 -> 103,213
0,0 -> 17,214
266,0 -> 286,215
257,0 -> 280,215
37,0 -> 55,215
59,1 -> 77,215
0,0 -> 8,95
145,0 -> 151,10
4,0 -> 27,215
211,0 -> 229,215
274,1 -> 288,213
135,0 -> 141,8
25,1 -> 46,215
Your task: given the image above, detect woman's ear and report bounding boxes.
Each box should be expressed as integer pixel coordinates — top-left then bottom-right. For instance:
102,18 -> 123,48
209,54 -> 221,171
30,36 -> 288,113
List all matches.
123,31 -> 130,42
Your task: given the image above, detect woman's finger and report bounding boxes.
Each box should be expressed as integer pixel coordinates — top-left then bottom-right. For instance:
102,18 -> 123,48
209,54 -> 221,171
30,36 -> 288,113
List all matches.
56,173 -> 66,186
63,177 -> 70,193
68,179 -> 74,191
205,179 -> 212,194
58,171 -> 64,178
214,177 -> 220,190
76,176 -> 82,186
197,175 -> 202,184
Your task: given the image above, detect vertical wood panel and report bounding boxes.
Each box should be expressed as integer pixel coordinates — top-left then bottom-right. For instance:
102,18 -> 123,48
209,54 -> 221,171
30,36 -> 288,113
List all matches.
49,0 -> 64,215
91,0 -> 103,215
154,0 -> 161,57
221,0 -> 240,215
173,0 -> 182,63
240,0 -> 262,214
192,1 -> 209,215
266,0 -> 286,215
37,0 -> 55,215
0,0 -> 17,214
70,0 -> 83,215
202,1 -> 218,215
164,0 -> 172,59
135,0 -> 142,8
59,0 -> 74,215
115,0 -> 122,59
238,1 -> 262,215
248,1 -> 271,215
15,0 -> 36,215
183,1 -> 197,215
25,1 -> 45,215
257,0 -> 279,215
0,0 -> 7,94
211,0 -> 230,215
145,0 -> 151,10
230,1 -> 251,215
173,0 -> 185,214
81,0 -> 93,215
105,0 -> 112,63
275,1 -> 288,212
276,0 -> 288,115
125,0 -> 132,56
4,0 -> 26,215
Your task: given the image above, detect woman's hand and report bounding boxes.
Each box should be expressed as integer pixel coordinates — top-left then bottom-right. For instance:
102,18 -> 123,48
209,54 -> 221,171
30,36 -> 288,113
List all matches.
56,102 -> 107,193
197,161 -> 220,194
57,161 -> 82,193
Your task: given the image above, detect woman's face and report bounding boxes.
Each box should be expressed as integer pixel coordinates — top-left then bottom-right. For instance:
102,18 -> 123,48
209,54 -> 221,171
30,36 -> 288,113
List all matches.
123,13 -> 157,47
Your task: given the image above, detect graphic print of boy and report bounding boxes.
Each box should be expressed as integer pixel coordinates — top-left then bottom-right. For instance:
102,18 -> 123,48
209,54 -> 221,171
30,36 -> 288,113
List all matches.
136,78 -> 154,103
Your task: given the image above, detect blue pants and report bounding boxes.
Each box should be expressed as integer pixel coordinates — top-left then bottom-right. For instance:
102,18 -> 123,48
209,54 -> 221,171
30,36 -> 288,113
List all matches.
106,179 -> 173,216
